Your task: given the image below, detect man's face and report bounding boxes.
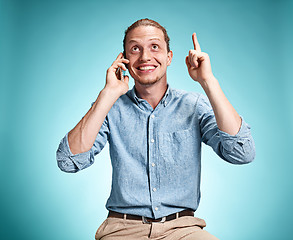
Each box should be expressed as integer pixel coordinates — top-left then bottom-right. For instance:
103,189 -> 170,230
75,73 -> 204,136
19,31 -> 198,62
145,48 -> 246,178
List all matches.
124,26 -> 173,86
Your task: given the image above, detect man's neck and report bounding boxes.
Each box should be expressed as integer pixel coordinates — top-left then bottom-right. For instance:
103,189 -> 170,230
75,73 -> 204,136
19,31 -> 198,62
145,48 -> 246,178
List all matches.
134,80 -> 168,110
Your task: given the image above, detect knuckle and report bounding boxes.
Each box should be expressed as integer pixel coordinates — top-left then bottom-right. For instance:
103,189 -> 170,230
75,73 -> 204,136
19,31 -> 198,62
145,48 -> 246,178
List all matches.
190,50 -> 197,56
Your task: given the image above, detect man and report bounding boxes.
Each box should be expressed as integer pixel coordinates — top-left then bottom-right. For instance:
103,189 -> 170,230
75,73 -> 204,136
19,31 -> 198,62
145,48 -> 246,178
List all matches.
57,19 -> 255,239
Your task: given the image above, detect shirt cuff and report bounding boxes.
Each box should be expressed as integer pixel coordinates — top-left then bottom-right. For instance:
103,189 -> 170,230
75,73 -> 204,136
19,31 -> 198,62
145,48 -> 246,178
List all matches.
217,116 -> 252,152
63,133 -> 94,170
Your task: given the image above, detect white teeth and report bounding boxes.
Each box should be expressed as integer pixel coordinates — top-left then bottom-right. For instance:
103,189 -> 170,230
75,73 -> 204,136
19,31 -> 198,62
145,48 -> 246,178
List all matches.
139,66 -> 156,70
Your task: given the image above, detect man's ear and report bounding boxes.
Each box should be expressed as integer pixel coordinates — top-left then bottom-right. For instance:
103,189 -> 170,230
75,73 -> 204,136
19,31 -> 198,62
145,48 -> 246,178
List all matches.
167,50 -> 173,66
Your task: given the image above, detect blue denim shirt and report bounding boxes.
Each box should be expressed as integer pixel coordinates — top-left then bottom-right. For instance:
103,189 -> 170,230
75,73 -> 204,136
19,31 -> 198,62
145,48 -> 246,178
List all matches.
57,85 -> 255,219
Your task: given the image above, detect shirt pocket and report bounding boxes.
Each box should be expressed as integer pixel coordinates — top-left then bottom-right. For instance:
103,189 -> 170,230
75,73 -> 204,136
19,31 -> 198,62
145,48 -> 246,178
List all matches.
158,128 -> 197,164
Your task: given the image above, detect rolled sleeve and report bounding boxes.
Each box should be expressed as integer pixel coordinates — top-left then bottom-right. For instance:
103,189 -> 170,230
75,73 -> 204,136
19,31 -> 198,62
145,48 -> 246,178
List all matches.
56,133 -> 95,173
197,94 -> 255,165
56,112 -> 110,173
217,117 -> 256,164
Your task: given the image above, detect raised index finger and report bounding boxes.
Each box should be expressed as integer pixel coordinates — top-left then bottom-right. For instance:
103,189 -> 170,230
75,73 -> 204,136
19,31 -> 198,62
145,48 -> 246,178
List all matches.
192,33 -> 201,52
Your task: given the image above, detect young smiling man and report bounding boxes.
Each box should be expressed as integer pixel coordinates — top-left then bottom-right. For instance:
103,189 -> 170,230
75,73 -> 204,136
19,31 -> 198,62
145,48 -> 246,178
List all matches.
57,19 -> 255,239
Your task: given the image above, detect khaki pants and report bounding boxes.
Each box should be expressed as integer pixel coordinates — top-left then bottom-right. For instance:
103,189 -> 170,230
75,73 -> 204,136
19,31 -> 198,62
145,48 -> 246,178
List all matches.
95,215 -> 219,240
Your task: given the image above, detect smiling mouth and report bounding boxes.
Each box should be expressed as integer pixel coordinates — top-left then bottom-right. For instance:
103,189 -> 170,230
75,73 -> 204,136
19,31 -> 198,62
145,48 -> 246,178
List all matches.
136,65 -> 157,72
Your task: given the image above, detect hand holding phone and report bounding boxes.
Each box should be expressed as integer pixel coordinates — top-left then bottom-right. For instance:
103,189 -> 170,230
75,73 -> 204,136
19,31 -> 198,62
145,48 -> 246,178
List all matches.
105,53 -> 130,96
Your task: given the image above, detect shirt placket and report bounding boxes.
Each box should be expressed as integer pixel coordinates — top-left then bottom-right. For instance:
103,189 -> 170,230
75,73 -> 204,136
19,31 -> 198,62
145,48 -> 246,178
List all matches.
148,109 -> 161,218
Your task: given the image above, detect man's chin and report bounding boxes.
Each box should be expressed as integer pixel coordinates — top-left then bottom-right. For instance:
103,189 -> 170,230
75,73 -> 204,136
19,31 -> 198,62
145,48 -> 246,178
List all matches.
135,77 -> 161,86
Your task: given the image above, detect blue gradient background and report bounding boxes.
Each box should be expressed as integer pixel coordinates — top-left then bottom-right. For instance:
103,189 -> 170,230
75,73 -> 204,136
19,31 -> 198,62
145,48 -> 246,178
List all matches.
1,0 -> 292,239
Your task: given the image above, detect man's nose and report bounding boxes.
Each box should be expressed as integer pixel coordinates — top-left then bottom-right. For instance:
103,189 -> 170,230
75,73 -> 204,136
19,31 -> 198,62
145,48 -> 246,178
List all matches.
140,49 -> 151,62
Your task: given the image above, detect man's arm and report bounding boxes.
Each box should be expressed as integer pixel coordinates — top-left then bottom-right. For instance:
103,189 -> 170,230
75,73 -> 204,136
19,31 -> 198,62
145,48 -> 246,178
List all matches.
196,93 -> 255,164
68,52 -> 129,155
186,33 -> 241,136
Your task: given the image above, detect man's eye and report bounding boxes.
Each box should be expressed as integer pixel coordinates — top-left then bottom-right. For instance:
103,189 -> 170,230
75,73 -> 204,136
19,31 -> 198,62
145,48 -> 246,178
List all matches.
132,46 -> 139,52
152,45 -> 159,50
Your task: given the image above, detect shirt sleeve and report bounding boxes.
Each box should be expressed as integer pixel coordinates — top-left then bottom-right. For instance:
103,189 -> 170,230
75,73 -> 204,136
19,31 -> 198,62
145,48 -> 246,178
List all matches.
196,94 -> 255,164
56,114 -> 110,173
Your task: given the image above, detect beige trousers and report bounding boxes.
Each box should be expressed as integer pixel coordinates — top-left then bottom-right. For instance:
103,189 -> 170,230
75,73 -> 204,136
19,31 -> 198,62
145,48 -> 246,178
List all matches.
95,215 -> 219,240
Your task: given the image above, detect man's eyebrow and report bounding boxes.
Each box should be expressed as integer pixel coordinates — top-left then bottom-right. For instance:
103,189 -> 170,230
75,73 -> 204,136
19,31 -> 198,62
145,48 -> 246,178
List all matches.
149,38 -> 161,41
128,40 -> 139,44
128,38 -> 161,44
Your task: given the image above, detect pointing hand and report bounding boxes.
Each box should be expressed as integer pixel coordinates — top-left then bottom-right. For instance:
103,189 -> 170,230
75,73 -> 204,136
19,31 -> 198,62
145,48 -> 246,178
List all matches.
185,33 -> 214,84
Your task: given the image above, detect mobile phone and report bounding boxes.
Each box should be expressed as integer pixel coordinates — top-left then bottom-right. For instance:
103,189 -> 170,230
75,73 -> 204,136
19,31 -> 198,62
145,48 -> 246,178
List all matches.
115,67 -> 126,81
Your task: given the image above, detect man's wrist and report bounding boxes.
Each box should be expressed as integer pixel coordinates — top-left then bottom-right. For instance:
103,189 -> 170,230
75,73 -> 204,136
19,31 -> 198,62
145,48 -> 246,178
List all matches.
199,75 -> 218,92
102,86 -> 123,99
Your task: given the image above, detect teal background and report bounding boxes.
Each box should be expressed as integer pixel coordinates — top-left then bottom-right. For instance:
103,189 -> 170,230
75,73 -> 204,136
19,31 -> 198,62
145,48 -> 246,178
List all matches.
1,0 -> 292,239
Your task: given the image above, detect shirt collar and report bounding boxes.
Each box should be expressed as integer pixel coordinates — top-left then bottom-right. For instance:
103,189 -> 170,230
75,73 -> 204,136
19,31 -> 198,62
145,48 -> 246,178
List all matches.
128,84 -> 172,107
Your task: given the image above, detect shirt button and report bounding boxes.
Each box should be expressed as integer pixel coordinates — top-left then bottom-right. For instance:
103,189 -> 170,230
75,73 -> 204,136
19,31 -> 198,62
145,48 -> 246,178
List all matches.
151,114 -> 155,119
151,139 -> 155,143
151,163 -> 155,167
155,207 -> 158,211
153,188 -> 157,192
